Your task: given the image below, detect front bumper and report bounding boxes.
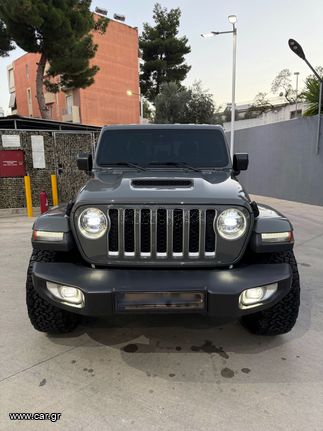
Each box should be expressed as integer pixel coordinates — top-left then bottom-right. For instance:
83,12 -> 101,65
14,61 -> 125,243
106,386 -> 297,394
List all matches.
32,262 -> 292,318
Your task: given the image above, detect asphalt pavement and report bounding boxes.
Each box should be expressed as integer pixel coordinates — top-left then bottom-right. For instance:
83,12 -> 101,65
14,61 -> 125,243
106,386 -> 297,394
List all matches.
0,195 -> 322,431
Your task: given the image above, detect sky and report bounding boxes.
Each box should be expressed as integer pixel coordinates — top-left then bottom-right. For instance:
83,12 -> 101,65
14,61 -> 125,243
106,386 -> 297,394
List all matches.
1,0 -> 323,114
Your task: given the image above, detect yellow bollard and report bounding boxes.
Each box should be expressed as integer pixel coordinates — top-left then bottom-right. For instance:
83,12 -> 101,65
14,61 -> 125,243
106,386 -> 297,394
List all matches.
51,174 -> 59,207
24,175 -> 33,217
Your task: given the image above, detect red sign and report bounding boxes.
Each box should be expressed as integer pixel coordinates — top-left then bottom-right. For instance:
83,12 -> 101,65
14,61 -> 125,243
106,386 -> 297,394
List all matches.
0,150 -> 26,177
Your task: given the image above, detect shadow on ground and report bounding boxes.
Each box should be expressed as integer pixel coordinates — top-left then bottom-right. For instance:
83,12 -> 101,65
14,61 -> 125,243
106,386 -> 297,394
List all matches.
46,297 -> 312,383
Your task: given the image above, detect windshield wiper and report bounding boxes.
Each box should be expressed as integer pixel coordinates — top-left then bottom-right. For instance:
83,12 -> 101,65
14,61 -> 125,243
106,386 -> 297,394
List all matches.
101,162 -> 146,171
147,161 -> 201,172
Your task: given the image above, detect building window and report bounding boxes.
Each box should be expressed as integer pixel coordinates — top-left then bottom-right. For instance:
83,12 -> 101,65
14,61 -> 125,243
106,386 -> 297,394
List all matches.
26,64 -> 29,79
9,93 -> 16,110
47,104 -> 53,119
27,89 -> 32,104
8,68 -> 15,89
27,88 -> 33,116
66,95 -> 73,115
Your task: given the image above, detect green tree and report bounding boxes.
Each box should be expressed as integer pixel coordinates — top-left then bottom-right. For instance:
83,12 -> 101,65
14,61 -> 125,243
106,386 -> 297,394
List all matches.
154,81 -> 218,124
271,69 -> 296,103
140,3 -> 191,102
245,92 -> 275,119
302,67 -> 323,116
184,81 -> 217,124
0,0 -> 107,119
154,82 -> 190,123
143,99 -> 153,122
0,19 -> 13,56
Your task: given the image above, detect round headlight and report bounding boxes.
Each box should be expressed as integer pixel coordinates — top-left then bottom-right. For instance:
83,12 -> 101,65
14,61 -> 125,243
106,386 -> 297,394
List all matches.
78,208 -> 108,239
216,208 -> 247,240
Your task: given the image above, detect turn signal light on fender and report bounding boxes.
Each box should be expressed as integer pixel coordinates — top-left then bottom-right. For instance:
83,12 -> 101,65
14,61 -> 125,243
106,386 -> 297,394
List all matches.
261,232 -> 293,243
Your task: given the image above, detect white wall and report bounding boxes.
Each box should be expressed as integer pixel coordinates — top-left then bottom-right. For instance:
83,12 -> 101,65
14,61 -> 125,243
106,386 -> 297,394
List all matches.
224,102 -> 306,131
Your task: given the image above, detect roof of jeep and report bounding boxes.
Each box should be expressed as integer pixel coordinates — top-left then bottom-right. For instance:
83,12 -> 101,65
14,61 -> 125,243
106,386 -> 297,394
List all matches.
101,124 -> 224,132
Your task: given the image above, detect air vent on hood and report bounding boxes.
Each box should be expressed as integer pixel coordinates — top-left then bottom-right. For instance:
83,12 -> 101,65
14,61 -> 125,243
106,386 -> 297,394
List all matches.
131,179 -> 193,188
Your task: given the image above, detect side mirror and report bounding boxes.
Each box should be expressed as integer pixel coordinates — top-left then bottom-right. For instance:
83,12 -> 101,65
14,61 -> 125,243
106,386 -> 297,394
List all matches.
233,153 -> 248,174
77,153 -> 92,172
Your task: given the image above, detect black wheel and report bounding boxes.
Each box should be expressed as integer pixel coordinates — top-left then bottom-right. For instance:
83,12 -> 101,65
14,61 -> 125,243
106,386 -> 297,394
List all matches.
241,250 -> 300,335
26,249 -> 80,334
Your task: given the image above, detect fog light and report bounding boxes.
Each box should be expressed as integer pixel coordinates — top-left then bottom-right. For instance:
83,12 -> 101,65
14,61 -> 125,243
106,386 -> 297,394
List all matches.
46,282 -> 85,308
241,287 -> 265,304
239,283 -> 278,308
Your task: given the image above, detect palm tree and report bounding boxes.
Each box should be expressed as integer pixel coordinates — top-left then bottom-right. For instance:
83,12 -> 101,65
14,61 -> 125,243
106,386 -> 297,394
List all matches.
303,67 -> 323,116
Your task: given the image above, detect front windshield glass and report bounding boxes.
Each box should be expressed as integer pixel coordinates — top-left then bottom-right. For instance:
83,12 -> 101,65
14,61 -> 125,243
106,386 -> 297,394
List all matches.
96,129 -> 230,168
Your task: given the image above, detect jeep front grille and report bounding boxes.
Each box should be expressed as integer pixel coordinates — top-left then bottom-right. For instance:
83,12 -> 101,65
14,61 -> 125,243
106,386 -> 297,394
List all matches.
107,206 -> 217,260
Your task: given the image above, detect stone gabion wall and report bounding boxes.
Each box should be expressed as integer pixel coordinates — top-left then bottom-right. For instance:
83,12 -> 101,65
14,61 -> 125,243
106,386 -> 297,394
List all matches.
55,132 -> 97,203
0,130 -> 98,209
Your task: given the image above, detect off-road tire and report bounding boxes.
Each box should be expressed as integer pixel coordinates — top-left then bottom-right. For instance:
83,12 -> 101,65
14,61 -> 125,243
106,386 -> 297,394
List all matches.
241,250 -> 300,335
26,249 -> 80,334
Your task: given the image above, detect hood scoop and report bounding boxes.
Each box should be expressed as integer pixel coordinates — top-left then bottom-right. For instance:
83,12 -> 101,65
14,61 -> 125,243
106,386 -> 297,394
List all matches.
131,179 -> 193,189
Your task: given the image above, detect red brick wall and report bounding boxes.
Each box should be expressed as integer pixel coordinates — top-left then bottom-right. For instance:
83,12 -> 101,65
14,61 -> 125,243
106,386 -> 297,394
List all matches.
79,20 -> 140,126
13,53 -> 40,118
12,19 -> 140,126
13,53 -> 70,121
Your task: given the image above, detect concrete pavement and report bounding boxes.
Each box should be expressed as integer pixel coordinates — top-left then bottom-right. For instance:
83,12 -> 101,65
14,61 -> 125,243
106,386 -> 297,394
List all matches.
0,195 -> 323,430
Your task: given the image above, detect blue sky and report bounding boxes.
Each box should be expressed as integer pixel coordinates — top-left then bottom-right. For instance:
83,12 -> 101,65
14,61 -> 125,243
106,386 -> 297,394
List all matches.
1,0 -> 322,113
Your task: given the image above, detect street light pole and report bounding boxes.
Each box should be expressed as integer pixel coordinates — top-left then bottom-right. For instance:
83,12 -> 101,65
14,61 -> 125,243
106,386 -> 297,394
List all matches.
202,15 -> 238,159
302,57 -> 323,153
288,39 -> 323,154
230,18 -> 237,159
318,81 -> 323,152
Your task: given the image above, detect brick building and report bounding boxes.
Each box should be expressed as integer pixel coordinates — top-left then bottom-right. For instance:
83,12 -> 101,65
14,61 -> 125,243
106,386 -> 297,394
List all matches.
7,17 -> 140,126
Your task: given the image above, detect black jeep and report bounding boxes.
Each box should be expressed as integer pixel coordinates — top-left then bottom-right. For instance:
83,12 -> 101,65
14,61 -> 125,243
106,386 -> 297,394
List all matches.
26,125 -> 300,335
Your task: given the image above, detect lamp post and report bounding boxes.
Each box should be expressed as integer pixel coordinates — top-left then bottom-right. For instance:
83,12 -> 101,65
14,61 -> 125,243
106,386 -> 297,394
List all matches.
202,15 -> 237,159
294,72 -> 300,117
127,90 -> 144,123
288,38 -> 323,154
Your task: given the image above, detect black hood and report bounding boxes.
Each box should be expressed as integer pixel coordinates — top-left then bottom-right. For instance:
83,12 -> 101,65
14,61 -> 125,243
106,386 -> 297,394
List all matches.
75,170 -> 251,208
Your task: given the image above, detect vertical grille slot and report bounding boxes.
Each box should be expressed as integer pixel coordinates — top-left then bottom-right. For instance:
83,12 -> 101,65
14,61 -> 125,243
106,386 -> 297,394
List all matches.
140,209 -> 151,254
157,209 -> 167,254
106,206 -> 218,261
108,209 -> 119,253
173,209 -> 183,254
124,209 -> 135,253
189,209 -> 200,254
205,210 -> 216,254
166,209 -> 173,256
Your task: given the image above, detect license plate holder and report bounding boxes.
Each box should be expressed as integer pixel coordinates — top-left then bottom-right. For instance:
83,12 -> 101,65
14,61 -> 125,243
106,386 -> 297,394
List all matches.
115,290 -> 206,312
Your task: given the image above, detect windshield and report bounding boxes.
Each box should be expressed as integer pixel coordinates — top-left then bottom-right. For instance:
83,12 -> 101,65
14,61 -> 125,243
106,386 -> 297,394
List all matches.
96,129 -> 230,168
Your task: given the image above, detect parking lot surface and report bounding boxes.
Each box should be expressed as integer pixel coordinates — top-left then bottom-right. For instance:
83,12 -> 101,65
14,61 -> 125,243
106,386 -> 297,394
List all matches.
0,195 -> 323,431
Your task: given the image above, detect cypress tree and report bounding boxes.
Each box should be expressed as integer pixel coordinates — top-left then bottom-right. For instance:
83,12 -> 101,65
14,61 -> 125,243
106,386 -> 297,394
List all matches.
140,3 -> 191,102
0,19 -> 13,56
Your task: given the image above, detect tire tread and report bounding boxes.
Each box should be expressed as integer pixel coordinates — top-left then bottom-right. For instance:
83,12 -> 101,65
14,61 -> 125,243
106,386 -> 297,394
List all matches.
26,249 -> 80,333
241,251 -> 300,335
